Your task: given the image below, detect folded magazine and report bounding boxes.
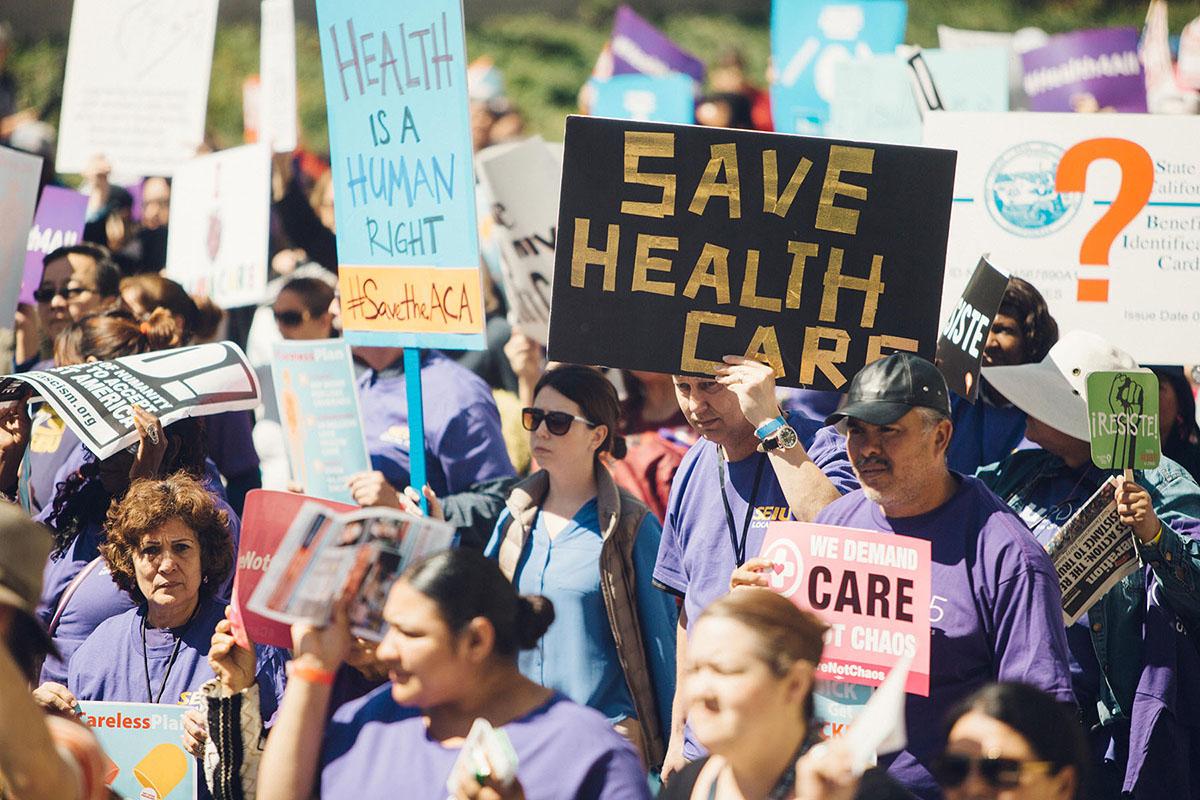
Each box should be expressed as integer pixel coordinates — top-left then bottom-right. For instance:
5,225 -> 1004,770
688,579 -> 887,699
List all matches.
247,502 -> 455,641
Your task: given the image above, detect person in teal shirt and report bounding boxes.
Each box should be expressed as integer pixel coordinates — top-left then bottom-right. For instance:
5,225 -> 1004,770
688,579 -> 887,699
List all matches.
486,365 -> 677,771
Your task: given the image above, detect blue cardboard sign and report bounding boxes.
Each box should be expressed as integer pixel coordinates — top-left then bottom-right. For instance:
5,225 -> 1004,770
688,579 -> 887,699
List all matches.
270,339 -> 371,504
770,0 -> 908,134
591,73 -> 696,124
828,47 -> 1008,144
315,0 -> 485,349
79,701 -> 197,800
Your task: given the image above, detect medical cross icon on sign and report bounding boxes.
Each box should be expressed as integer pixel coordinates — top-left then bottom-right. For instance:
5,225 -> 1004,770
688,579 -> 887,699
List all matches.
763,538 -> 805,598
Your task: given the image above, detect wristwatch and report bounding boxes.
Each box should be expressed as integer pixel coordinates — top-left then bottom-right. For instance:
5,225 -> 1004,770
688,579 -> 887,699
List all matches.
758,424 -> 799,453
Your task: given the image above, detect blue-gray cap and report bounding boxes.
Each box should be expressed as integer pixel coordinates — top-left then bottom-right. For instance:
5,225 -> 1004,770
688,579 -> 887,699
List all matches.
825,352 -> 950,427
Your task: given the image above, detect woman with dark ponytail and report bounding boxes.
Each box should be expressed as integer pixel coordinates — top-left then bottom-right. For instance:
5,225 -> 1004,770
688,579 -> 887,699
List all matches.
257,549 -> 652,799
483,364 -> 678,771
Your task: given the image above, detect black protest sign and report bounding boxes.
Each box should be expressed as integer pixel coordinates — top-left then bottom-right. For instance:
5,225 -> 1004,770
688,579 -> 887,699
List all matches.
546,116 -> 957,390
0,342 -> 260,459
935,257 -> 1009,402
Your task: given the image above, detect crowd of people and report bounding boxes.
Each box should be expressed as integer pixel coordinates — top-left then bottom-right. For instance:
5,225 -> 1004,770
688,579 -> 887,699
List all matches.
4,13 -> 1200,800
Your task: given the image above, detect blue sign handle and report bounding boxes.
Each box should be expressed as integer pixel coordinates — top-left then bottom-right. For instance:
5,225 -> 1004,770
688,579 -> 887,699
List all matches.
404,348 -> 429,514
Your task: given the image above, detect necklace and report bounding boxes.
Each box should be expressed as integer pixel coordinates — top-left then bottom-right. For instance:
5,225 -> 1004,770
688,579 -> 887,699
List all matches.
141,603 -> 199,704
706,746 -> 804,800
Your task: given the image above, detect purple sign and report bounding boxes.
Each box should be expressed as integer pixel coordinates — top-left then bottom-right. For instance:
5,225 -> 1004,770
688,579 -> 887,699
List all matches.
1020,28 -> 1147,113
609,5 -> 705,84
21,187 -> 89,306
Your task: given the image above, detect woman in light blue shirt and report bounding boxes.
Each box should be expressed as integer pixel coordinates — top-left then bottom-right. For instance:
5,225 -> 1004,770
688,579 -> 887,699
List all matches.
486,364 -> 677,770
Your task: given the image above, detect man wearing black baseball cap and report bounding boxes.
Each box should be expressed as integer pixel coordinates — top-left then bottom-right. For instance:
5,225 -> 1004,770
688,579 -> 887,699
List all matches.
813,353 -> 1075,800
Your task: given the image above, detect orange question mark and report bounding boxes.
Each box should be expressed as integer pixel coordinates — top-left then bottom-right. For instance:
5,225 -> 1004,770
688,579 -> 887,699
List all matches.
1054,138 -> 1154,303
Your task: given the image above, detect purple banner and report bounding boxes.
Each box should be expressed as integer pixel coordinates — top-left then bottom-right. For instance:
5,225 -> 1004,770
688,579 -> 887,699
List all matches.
1020,28 -> 1147,113
21,186 -> 89,306
609,5 -> 705,84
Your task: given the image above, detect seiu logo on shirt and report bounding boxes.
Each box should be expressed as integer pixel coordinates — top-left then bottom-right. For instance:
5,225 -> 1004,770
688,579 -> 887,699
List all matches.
752,506 -> 794,523
380,425 -> 409,447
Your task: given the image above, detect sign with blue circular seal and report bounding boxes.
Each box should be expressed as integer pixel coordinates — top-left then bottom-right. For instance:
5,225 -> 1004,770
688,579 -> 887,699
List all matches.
984,141 -> 1083,237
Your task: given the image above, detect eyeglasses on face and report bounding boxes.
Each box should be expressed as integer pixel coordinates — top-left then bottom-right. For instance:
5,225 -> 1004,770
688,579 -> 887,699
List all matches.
273,309 -> 307,327
33,285 -> 93,303
521,407 -> 597,436
931,753 -> 1057,790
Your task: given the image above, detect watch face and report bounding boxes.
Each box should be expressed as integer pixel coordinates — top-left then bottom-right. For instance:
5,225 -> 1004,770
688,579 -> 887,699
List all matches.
776,426 -> 799,449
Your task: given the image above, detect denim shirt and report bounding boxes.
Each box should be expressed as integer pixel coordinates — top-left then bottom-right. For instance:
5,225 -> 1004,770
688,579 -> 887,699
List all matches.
978,449 -> 1200,795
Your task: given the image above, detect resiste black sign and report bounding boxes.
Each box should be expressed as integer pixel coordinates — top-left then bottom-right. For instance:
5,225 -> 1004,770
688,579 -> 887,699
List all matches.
547,116 -> 957,390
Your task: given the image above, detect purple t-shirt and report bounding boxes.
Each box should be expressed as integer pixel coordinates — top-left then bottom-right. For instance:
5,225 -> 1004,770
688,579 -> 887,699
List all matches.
653,414 -> 858,627
204,410 -> 261,478
22,407 -> 83,514
815,475 -> 1076,800
321,687 -> 651,799
68,596 -> 226,706
355,350 -> 515,497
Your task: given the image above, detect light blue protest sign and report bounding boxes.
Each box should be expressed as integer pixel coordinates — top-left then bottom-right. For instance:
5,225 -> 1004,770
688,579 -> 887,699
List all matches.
591,73 -> 696,124
271,340 -> 371,504
770,0 -> 907,134
829,47 -> 1008,144
315,0 -> 485,349
79,701 -> 196,799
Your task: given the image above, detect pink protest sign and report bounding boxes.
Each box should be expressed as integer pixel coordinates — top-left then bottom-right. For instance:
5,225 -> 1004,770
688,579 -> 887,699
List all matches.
760,522 -> 931,696
234,489 -> 355,648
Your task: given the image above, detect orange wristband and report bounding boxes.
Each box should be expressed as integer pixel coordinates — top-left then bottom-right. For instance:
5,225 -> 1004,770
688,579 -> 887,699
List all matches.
288,662 -> 336,685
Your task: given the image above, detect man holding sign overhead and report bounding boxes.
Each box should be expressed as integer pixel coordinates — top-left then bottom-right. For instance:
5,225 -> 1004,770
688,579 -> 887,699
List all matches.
787,352 -> 1074,800
978,331 -> 1200,800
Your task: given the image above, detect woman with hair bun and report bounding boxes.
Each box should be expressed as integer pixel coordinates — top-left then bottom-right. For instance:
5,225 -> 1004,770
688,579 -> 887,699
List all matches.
257,548 -> 651,800
484,364 -> 678,770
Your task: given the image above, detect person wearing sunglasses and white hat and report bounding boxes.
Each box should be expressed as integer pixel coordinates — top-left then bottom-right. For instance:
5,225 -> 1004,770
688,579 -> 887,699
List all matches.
485,364 -> 679,771
977,330 -> 1200,800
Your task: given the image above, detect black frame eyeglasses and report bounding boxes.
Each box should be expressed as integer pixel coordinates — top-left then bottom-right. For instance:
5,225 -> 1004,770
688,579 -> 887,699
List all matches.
33,285 -> 93,303
521,407 -> 597,436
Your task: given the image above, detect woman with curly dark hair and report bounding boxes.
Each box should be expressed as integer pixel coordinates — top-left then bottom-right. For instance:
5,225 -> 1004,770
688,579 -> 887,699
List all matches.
33,474 -> 266,781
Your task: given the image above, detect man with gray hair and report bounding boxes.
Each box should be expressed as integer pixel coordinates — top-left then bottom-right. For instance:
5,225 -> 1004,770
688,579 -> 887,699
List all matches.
813,352 -> 1074,799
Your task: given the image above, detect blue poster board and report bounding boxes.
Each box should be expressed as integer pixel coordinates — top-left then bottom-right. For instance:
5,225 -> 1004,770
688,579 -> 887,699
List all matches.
79,701 -> 197,800
315,0 -> 485,349
591,73 -> 696,124
270,339 -> 371,504
770,0 -> 908,134
828,47 -> 1008,144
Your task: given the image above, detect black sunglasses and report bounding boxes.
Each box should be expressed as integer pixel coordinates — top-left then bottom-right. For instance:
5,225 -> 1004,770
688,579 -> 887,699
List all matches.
274,310 -> 306,327
521,407 -> 597,436
931,753 -> 1056,789
33,285 -> 92,303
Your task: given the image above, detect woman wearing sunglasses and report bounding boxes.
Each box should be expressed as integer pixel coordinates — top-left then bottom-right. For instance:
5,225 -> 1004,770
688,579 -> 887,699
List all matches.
485,364 -> 679,771
934,682 -> 1088,800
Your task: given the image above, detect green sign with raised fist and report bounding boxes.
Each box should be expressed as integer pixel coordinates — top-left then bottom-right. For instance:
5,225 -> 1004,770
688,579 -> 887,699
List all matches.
1086,370 -> 1161,471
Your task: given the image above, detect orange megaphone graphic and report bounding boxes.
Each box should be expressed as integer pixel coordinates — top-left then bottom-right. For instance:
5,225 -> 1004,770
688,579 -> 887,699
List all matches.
103,752 -> 120,785
133,743 -> 189,799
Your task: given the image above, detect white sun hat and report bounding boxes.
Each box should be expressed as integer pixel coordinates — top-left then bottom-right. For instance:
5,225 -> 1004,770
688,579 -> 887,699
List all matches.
981,330 -> 1138,442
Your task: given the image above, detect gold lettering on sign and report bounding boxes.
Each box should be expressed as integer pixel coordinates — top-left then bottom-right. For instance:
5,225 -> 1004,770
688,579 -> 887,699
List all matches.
683,243 -> 732,305
632,234 -> 678,296
681,310 -> 736,373
621,131 -> 677,219
570,218 -> 620,292
688,143 -> 741,219
819,249 -> 885,327
815,145 -> 874,235
800,327 -> 851,388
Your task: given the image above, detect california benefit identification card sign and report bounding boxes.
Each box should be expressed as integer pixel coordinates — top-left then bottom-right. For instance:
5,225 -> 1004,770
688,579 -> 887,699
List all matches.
547,116 -> 956,390
759,522 -> 932,695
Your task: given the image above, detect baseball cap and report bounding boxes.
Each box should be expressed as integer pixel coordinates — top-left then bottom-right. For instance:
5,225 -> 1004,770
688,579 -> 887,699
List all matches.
981,330 -> 1137,442
826,352 -> 951,427
0,503 -> 56,655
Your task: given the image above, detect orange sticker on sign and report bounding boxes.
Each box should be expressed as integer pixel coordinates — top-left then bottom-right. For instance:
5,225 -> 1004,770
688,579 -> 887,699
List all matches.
338,266 -> 485,336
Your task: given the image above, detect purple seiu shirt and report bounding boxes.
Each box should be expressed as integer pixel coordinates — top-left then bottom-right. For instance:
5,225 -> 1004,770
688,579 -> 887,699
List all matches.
204,410 -> 261,479
815,475 -> 1076,800
354,350 -> 515,498
21,406 -> 83,514
36,451 -> 239,685
320,687 -> 651,800
652,413 -> 859,759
